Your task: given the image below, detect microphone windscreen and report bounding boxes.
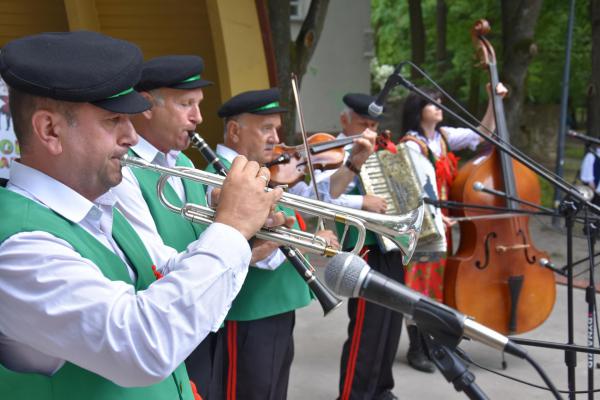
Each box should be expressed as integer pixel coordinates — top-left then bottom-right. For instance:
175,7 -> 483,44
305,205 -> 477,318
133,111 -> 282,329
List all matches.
472,181 -> 484,191
368,102 -> 383,118
325,252 -> 370,297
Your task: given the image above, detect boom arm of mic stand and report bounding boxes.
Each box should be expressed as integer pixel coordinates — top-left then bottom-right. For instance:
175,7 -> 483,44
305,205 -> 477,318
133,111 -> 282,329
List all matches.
395,73 -> 600,215
424,198 -> 556,217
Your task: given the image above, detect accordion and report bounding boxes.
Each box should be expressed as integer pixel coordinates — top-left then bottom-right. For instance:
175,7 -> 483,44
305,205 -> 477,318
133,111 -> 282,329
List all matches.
359,143 -> 447,261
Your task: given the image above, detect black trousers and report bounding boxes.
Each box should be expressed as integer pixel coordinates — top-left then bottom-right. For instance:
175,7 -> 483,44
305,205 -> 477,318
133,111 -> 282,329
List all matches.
185,331 -> 222,399
215,311 -> 295,400
338,247 -> 405,400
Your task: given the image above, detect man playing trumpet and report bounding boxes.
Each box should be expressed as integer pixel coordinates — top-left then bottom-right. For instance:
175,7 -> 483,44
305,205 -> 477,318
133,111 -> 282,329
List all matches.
0,31 -> 281,400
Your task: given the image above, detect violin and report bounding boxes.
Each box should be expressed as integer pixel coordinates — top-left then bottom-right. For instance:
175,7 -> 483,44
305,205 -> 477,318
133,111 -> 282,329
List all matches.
443,20 -> 555,335
268,131 -> 395,186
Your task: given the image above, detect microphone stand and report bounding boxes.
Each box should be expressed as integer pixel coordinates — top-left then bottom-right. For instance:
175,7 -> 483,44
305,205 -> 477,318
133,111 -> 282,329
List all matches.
583,211 -> 598,399
392,71 -> 597,399
422,335 -> 489,400
412,300 -> 489,399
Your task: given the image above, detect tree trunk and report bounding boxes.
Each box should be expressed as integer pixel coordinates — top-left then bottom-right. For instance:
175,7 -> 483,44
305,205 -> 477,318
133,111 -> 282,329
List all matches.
588,0 -> 600,137
435,0 -> 448,74
408,0 -> 426,79
266,0 -> 293,139
500,0 -> 543,146
267,0 -> 330,142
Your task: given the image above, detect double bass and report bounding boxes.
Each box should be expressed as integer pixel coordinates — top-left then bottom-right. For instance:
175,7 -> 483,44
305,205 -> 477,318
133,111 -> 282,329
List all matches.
443,20 -> 556,334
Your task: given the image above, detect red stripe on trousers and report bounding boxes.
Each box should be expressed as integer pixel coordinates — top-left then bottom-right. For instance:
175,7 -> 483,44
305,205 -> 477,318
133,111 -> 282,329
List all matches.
341,298 -> 366,400
341,250 -> 370,400
226,321 -> 238,400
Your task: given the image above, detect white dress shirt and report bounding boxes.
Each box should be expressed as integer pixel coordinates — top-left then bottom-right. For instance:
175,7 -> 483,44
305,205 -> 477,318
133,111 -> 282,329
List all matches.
0,161 -> 251,386
580,148 -> 600,193
314,133 -> 364,210
404,127 -> 481,158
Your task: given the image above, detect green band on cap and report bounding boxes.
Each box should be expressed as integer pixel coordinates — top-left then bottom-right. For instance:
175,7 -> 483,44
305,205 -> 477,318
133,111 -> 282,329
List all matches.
251,101 -> 280,112
181,74 -> 201,83
107,87 -> 134,99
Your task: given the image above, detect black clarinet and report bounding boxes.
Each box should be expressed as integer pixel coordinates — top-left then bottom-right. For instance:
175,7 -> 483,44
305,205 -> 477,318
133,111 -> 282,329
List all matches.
188,131 -> 342,315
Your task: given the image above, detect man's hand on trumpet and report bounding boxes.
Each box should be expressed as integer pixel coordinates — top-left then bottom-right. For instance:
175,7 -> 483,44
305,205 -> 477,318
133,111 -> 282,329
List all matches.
215,156 -> 283,240
249,213 -> 295,264
315,229 -> 341,251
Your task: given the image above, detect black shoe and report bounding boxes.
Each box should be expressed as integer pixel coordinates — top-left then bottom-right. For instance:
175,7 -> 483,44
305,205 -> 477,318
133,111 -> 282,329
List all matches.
376,391 -> 398,400
406,325 -> 435,373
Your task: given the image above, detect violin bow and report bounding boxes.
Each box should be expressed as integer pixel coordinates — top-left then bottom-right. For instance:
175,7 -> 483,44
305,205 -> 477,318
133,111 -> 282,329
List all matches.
290,73 -> 325,230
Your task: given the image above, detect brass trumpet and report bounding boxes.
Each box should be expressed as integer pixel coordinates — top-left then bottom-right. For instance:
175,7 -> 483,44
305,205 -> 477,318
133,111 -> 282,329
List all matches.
120,154 -> 423,264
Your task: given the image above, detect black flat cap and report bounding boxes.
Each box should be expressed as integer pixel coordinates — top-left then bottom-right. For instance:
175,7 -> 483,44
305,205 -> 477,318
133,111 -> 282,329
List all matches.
343,93 -> 381,120
135,55 -> 213,92
218,88 -> 287,118
0,31 -> 150,114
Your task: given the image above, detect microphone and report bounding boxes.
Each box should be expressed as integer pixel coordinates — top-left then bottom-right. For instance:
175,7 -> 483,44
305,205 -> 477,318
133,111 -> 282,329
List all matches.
539,258 -> 566,277
567,129 -> 600,146
324,252 -> 527,359
472,181 -> 506,198
368,62 -> 407,118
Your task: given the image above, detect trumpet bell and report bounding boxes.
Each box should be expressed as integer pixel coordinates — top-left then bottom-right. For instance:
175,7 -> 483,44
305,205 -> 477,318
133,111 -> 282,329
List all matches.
367,205 -> 424,264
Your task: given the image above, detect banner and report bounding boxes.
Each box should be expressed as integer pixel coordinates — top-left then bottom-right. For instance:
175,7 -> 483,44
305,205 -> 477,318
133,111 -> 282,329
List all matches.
0,78 -> 17,179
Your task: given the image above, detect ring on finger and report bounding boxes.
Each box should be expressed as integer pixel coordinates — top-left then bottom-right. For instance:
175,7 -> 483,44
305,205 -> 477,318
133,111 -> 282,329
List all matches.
258,174 -> 270,183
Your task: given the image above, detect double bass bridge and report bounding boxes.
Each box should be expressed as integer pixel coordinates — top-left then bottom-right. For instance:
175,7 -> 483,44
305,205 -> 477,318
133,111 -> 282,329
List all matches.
495,244 -> 530,253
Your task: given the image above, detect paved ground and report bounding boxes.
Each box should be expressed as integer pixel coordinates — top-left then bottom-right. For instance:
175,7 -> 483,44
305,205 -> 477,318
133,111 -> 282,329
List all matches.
288,214 -> 600,399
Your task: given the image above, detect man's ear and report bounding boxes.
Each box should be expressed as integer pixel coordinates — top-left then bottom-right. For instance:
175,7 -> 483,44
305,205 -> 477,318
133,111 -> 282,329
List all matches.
30,109 -> 64,155
139,91 -> 154,119
340,112 -> 349,130
227,120 -> 241,144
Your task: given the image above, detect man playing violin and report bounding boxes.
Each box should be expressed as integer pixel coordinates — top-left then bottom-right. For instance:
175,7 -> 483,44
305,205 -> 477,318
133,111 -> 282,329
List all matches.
0,32 -> 281,400
209,88 -> 340,400
111,56 -> 288,398
312,93 -> 404,400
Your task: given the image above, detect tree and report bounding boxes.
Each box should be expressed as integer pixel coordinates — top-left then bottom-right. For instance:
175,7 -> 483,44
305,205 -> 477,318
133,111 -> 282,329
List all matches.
500,0 -> 543,142
267,0 -> 331,142
435,0 -> 449,74
408,0 -> 427,79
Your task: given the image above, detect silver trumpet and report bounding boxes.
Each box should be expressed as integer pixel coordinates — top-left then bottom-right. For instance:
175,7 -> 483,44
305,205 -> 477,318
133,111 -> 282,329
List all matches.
121,154 -> 423,264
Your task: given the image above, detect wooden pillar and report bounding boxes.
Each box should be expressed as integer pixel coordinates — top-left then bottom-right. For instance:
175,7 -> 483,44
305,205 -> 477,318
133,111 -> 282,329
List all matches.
63,0 -> 100,31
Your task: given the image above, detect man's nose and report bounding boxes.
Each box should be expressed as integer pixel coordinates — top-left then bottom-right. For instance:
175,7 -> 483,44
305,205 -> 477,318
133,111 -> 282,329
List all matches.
190,104 -> 202,125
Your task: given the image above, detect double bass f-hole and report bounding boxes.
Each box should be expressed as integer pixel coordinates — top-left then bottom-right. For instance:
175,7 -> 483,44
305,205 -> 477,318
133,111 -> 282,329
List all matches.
517,229 -> 537,264
475,232 -> 497,270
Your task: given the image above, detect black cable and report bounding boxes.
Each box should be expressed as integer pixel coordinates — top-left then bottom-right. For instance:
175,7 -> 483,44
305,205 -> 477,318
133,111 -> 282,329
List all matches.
523,352 -> 563,399
456,348 -> 600,395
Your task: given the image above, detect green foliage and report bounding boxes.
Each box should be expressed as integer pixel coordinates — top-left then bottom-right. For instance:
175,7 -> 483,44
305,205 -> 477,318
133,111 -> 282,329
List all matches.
372,0 -> 592,109
528,0 -> 591,107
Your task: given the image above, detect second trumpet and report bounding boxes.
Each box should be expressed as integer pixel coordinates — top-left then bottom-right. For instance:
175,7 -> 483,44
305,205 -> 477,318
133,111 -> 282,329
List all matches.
120,154 -> 423,263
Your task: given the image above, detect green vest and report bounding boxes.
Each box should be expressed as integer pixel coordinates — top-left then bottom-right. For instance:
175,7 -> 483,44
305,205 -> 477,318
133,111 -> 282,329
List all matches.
128,149 -> 206,251
0,188 -> 193,400
207,155 -> 313,321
